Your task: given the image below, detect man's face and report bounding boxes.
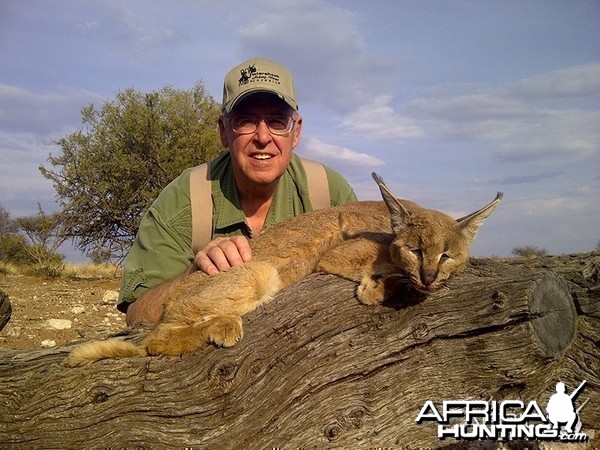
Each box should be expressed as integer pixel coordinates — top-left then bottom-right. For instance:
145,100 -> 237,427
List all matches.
219,93 -> 302,189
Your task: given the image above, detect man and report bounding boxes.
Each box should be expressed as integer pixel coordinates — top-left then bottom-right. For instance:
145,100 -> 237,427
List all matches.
118,57 -> 356,325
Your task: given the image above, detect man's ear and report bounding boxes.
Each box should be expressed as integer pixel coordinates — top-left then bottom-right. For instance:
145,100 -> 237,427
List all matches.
218,115 -> 229,147
292,115 -> 303,148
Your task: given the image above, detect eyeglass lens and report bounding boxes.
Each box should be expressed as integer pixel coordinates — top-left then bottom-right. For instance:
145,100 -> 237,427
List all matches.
230,115 -> 294,135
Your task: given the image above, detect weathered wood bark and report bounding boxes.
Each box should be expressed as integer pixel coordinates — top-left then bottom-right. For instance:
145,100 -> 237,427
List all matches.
0,289 -> 11,333
0,252 -> 598,449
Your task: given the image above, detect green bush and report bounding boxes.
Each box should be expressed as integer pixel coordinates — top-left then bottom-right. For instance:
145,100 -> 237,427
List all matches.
512,245 -> 548,258
0,234 -> 36,266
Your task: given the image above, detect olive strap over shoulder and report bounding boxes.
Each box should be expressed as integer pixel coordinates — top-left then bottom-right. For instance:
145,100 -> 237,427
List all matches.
189,157 -> 330,256
189,163 -> 212,256
299,157 -> 330,212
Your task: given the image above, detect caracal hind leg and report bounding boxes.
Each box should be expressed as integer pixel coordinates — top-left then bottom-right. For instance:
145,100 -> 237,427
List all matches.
143,315 -> 244,356
143,321 -> 206,356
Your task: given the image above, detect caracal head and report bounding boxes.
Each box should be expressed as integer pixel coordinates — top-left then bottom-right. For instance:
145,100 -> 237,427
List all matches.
372,173 -> 503,294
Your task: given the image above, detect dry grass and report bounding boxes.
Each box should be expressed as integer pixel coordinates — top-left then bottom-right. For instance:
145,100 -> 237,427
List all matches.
63,263 -> 122,280
0,261 -> 121,280
0,261 -> 20,276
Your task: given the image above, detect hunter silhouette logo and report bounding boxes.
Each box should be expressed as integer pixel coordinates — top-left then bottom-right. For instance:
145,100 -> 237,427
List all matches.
237,64 -> 281,87
415,379 -> 590,442
546,380 -> 588,435
238,64 -> 256,85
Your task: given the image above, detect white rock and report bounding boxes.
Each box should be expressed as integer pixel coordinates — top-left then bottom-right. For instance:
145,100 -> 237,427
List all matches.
45,319 -> 72,330
70,305 -> 86,314
7,326 -> 21,337
41,339 -> 57,348
101,290 -> 120,304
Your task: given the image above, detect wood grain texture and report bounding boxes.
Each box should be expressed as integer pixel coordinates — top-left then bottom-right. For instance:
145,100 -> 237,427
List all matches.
0,289 -> 10,332
0,252 -> 598,449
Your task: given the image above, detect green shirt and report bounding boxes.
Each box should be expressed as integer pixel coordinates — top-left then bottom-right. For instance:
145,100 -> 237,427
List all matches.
117,152 -> 356,312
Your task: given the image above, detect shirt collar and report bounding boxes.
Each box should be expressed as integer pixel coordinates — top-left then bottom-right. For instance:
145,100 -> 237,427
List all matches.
211,152 -> 302,234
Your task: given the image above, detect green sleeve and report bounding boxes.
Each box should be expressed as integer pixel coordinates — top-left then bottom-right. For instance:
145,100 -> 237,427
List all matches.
117,171 -> 195,312
324,166 -> 358,205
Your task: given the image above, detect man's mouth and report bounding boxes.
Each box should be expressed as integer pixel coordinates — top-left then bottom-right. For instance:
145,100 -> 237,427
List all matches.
250,153 -> 274,160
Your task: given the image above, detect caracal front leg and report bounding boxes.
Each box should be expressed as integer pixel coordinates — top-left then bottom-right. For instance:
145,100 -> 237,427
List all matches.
356,272 -> 409,305
356,274 -> 388,305
317,237 -> 401,305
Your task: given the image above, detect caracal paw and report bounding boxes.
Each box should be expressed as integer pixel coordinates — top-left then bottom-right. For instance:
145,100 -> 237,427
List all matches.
357,276 -> 386,305
206,315 -> 243,347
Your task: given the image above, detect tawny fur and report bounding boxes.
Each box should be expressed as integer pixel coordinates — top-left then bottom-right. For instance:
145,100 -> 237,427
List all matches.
66,174 -> 502,367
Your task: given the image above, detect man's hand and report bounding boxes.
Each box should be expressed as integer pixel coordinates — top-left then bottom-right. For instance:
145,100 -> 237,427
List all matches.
126,236 -> 252,325
125,262 -> 198,326
195,235 -> 252,275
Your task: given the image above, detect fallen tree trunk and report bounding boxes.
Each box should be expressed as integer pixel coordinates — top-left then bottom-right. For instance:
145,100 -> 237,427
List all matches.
0,252 -> 598,449
0,289 -> 10,333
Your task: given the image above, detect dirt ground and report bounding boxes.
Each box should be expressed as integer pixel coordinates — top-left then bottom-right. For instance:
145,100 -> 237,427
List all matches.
0,274 -> 124,351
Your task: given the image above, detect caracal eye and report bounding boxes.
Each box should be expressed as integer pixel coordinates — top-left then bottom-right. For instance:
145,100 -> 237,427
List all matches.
409,248 -> 422,258
440,252 -> 451,262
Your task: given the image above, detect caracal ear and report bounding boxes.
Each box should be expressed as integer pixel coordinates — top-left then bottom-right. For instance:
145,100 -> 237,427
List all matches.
372,172 -> 411,234
456,192 -> 503,243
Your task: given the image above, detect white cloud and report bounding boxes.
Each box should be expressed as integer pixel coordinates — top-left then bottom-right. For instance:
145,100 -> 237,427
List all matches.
407,94 -> 530,121
510,63 -> 600,99
0,84 -> 103,135
299,137 -> 384,167
404,93 -> 534,140
340,96 -> 425,141
398,64 -> 600,165
510,193 -> 594,217
75,2 -> 187,63
238,1 -> 399,111
492,109 -> 600,164
0,130 -> 57,215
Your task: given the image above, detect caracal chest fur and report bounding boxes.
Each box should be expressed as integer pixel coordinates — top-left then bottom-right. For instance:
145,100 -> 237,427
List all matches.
67,173 -> 502,366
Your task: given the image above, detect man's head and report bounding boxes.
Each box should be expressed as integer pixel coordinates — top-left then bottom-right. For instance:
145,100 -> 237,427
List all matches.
219,58 -> 302,193
222,57 -> 298,114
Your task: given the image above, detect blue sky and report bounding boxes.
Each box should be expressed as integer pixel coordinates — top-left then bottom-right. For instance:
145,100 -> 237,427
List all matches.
1,0 -> 599,260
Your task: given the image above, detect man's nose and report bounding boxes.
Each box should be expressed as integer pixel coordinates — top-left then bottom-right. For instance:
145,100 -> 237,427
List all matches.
253,119 -> 273,143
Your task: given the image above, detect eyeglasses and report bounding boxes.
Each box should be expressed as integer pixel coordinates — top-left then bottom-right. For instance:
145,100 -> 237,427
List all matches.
226,114 -> 297,136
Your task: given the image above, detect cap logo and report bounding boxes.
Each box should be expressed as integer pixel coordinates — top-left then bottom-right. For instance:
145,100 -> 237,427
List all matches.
238,64 -> 257,85
223,58 -> 297,112
238,64 -> 282,87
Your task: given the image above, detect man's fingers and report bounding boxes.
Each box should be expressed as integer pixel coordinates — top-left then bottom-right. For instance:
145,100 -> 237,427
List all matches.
196,252 -> 219,276
229,235 -> 252,262
195,236 -> 252,276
